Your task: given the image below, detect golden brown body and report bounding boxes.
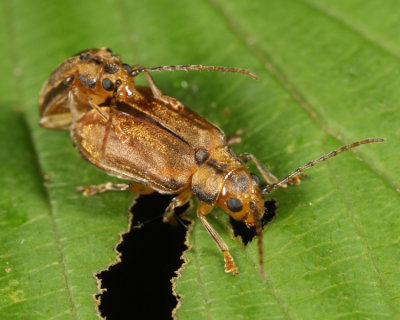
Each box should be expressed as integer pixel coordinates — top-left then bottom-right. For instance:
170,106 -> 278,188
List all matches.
72,88 -> 228,195
39,48 -> 264,274
39,48 -> 383,277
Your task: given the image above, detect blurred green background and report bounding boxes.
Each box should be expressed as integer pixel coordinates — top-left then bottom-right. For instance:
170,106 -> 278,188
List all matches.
1,1 -> 399,319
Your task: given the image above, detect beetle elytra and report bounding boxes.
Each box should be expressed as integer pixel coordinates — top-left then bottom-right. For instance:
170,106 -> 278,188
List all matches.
39,48 -> 383,278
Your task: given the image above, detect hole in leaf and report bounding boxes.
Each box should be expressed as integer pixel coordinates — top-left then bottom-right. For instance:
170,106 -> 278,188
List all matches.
230,200 -> 277,245
96,193 -> 190,320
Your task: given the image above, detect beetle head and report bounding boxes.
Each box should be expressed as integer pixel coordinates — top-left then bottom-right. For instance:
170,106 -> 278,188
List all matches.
39,48 -> 133,129
217,168 -> 265,227
69,48 -> 133,103
218,167 -> 266,278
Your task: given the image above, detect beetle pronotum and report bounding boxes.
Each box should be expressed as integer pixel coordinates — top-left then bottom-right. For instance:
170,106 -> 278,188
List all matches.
39,48 -> 383,278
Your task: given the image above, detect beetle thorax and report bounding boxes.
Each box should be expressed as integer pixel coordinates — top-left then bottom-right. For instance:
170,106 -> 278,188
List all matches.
191,147 -> 264,226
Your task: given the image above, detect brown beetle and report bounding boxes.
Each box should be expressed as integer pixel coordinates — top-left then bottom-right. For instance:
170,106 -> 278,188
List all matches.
39,48 -> 383,277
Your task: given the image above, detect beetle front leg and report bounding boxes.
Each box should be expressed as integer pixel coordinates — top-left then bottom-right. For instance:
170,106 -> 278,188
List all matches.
239,153 -> 303,187
77,182 -> 154,196
88,99 -> 110,121
239,153 -> 280,185
197,202 -> 238,275
68,90 -> 110,123
134,64 -> 183,110
227,129 -> 244,146
163,190 -> 192,225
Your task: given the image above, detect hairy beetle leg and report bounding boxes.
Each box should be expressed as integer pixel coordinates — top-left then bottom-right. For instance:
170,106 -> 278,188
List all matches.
240,153 -> 280,185
163,190 -> 192,226
223,252 -> 238,275
197,202 -> 238,275
77,182 -> 154,196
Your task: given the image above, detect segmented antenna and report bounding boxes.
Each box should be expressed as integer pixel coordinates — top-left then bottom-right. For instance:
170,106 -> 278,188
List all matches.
130,64 -> 257,79
249,202 -> 266,280
262,138 -> 384,194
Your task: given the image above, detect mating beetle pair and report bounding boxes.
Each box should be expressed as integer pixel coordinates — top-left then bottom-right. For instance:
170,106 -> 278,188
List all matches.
39,48 -> 383,277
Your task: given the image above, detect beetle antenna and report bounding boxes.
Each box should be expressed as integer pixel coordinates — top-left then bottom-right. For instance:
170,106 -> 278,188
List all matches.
250,202 -> 265,280
130,64 -> 257,80
262,138 -> 384,194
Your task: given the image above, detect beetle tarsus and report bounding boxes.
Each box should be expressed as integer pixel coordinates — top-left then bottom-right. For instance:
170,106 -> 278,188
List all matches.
197,205 -> 240,274
77,182 -> 155,196
163,204 -> 179,226
77,182 -> 130,196
224,251 -> 238,275
163,191 -> 192,225
159,96 -> 184,110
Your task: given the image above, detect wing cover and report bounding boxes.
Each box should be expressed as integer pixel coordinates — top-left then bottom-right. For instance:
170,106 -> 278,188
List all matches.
72,89 -> 226,193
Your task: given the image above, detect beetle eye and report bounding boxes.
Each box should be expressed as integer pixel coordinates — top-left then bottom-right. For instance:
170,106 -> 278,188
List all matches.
102,78 -> 114,91
227,198 -> 243,212
62,75 -> 75,86
251,173 -> 261,187
122,63 -> 132,74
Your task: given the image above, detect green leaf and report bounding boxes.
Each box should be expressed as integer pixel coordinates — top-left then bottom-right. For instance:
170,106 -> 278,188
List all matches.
1,0 -> 399,319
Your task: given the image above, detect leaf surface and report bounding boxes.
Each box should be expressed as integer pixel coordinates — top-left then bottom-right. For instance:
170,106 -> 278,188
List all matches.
0,0 -> 399,319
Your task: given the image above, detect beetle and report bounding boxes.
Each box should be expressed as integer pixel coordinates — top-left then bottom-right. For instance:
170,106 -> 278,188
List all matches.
39,48 -> 383,277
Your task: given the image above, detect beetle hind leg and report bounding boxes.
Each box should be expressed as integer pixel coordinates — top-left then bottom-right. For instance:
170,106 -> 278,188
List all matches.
163,190 -> 192,225
77,182 -> 154,196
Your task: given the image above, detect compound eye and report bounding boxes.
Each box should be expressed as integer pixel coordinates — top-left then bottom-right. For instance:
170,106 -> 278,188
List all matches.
251,173 -> 261,187
227,198 -> 243,212
102,78 -> 114,91
122,63 -> 132,74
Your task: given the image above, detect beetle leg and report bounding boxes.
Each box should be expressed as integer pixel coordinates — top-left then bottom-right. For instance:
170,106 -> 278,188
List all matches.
197,202 -> 238,275
239,153 -> 280,185
136,65 -> 183,110
127,183 -> 155,194
163,190 -> 192,225
68,90 -> 84,123
227,129 -> 244,146
86,100 -> 131,144
239,153 -> 304,187
77,182 -> 154,196
88,99 -> 109,121
68,89 -> 110,122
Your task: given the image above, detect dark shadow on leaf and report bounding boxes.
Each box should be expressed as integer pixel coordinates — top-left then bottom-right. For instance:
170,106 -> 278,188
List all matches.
96,193 -> 189,320
230,200 -> 277,245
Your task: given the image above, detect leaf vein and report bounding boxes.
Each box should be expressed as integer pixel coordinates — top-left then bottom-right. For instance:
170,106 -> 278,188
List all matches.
4,1 -> 80,317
